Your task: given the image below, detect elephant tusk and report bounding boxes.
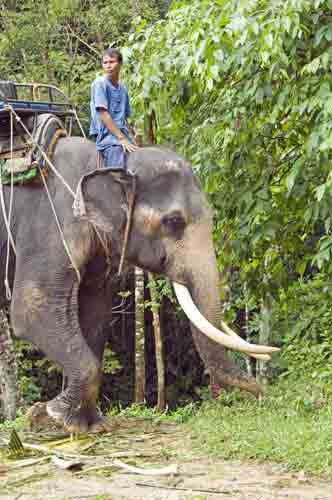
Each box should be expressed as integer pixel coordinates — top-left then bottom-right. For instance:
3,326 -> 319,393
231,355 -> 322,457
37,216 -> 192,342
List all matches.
173,282 -> 279,356
220,320 -> 271,362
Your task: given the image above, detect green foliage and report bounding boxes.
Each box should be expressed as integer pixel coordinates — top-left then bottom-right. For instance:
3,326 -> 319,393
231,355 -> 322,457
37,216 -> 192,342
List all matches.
0,0 -> 163,128
103,346 -> 122,375
0,413 -> 27,431
126,0 -> 332,285
123,0 -> 332,386
145,276 -> 177,311
275,275 -> 332,392
14,340 -> 61,406
18,376 -> 41,406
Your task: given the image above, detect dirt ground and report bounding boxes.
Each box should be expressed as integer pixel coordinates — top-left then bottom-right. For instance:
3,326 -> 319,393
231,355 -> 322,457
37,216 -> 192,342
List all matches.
1,418 -> 332,500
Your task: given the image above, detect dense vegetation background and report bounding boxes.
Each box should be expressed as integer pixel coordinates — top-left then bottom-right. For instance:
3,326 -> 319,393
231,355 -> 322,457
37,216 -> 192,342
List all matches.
1,0 -> 332,417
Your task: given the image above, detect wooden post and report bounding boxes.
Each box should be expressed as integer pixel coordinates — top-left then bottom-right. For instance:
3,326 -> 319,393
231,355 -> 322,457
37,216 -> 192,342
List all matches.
244,302 -> 255,377
257,292 -> 273,387
148,274 -> 166,411
134,267 -> 145,403
0,308 -> 20,421
243,284 -> 255,377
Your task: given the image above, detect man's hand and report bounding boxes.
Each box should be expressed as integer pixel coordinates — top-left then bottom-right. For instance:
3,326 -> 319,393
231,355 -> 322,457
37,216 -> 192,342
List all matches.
120,137 -> 138,153
99,110 -> 139,152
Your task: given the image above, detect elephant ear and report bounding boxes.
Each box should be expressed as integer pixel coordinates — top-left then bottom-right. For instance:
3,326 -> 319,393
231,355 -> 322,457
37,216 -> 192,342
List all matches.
72,168 -> 130,218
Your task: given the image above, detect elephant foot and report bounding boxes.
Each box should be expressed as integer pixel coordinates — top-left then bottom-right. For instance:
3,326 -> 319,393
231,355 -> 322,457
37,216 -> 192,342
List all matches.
47,397 -> 89,433
88,415 -> 113,433
46,394 -> 108,434
82,406 -> 113,433
26,402 -> 66,432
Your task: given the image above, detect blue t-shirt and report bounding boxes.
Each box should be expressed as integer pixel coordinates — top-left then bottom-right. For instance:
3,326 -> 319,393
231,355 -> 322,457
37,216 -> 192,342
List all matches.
89,76 -> 131,150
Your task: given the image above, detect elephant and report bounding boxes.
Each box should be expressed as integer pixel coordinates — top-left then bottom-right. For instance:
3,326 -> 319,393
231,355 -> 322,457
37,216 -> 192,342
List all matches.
0,137 -> 278,432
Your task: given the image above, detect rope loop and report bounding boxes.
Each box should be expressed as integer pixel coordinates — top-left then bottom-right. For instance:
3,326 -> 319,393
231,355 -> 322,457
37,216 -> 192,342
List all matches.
0,106 -> 82,292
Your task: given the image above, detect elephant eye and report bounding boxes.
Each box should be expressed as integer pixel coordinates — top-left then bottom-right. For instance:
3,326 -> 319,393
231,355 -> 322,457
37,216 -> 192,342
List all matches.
162,214 -> 186,232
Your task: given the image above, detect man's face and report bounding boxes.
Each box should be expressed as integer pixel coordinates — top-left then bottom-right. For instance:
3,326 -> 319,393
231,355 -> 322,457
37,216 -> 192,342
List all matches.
102,55 -> 121,79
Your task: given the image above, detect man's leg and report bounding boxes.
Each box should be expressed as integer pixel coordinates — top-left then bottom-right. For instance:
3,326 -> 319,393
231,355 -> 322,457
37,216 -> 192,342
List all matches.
101,145 -> 127,171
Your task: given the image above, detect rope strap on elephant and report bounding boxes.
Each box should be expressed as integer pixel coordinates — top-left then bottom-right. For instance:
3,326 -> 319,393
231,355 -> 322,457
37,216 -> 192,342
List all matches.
0,105 -> 81,291
0,110 -> 15,300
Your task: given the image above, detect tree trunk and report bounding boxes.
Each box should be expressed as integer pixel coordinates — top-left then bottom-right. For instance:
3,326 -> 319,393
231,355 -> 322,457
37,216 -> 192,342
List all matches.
244,301 -> 255,377
148,274 -> 166,411
134,267 -> 145,403
257,293 -> 273,387
0,309 -> 20,421
146,108 -> 157,145
243,283 -> 255,377
5,0 -> 17,10
131,0 -> 141,17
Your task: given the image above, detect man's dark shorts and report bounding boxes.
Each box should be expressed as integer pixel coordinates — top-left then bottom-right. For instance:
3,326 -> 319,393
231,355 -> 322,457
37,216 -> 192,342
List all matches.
101,145 -> 127,171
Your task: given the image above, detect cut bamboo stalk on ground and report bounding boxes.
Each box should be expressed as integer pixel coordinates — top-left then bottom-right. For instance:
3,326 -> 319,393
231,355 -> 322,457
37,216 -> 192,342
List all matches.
1,437 -> 91,459
75,460 -> 178,476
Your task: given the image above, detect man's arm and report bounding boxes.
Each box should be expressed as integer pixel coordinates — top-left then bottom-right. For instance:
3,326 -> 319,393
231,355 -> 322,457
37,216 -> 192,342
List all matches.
99,109 -> 138,153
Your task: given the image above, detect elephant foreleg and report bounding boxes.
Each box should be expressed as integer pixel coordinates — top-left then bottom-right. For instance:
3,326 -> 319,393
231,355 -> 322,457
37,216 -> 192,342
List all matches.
78,275 -> 114,432
11,262 -> 103,433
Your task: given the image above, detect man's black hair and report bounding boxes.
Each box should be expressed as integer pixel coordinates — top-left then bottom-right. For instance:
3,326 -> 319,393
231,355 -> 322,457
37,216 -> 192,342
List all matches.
102,48 -> 123,64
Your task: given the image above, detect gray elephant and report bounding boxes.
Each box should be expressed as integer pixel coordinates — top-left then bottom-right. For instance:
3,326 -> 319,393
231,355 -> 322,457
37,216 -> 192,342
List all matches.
0,138 -> 277,432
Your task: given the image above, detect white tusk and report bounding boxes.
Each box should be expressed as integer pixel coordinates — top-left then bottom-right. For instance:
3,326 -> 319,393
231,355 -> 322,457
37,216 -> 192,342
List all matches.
220,320 -> 271,361
173,282 -> 279,356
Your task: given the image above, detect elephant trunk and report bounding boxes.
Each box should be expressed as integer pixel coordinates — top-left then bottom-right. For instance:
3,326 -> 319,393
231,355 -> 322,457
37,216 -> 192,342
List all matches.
173,248 -> 264,397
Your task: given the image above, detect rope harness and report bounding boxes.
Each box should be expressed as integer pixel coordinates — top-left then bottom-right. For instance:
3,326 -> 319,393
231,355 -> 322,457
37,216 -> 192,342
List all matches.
0,111 -> 16,299
94,151 -> 137,276
0,104 -> 136,298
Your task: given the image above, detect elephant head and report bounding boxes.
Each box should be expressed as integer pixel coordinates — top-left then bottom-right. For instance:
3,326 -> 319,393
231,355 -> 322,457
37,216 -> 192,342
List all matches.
71,142 -> 277,397
123,147 -> 278,368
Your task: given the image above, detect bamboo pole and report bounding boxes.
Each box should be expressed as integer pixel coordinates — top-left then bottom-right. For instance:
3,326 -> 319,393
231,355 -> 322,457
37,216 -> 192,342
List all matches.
257,293 -> 273,388
148,274 -> 166,411
0,308 -> 21,420
134,267 -> 145,403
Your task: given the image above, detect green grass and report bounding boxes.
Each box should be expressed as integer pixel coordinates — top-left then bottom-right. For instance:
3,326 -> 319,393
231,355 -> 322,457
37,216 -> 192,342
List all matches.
2,379 -> 332,477
186,379 -> 332,477
0,413 -> 27,431
108,400 -> 198,423
109,379 -> 332,476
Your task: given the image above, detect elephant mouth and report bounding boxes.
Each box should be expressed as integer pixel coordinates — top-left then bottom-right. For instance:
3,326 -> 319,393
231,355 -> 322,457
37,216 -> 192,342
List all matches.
172,282 -> 279,359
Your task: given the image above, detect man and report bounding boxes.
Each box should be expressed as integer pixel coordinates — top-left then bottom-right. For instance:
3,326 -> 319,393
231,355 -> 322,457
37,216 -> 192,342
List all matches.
90,48 -> 138,171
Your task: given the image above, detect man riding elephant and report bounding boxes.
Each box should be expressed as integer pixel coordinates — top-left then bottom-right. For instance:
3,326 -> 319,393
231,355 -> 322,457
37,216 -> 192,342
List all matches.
89,48 -> 138,171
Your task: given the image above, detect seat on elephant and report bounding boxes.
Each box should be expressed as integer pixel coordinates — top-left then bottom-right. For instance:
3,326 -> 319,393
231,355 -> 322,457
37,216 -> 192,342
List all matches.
0,80 -> 75,184
0,80 -> 17,101
0,113 -> 67,184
